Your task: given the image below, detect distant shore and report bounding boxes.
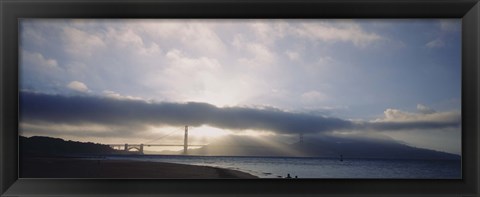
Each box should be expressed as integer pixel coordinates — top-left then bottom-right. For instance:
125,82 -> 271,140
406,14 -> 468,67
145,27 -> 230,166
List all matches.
20,156 -> 258,179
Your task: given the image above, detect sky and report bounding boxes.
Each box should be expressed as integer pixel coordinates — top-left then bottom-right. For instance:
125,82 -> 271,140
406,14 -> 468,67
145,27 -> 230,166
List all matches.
19,19 -> 461,154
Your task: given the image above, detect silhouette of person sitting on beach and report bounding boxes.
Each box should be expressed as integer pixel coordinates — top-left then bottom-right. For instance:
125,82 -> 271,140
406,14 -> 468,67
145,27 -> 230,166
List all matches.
286,173 -> 292,178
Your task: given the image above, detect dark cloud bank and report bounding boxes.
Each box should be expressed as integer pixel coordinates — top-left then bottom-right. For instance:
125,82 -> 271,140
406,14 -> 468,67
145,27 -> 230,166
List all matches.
20,92 -> 460,135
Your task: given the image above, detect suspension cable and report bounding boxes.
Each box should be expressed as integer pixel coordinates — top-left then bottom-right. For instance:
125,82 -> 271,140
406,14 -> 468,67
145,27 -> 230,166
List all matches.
142,127 -> 184,144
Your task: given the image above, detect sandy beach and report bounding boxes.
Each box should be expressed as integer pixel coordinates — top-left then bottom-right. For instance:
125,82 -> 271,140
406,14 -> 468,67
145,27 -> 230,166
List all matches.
20,157 -> 258,179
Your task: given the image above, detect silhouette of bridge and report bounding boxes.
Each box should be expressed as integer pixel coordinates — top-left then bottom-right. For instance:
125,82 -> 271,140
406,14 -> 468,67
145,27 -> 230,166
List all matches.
108,126 -> 305,155
108,126 -> 206,155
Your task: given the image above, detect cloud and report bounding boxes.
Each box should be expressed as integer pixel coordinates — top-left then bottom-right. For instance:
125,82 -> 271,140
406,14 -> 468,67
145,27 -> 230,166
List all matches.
20,92 -> 460,138
21,26 -> 47,45
367,107 -> 460,131
425,19 -> 460,49
374,108 -> 458,123
232,34 -> 276,66
62,26 -> 106,58
136,21 -> 226,56
285,50 -> 300,61
426,39 -> 445,48
416,104 -> 436,114
105,27 -> 162,56
20,20 -> 389,109
20,91 -> 353,135
103,90 -> 144,101
249,21 -> 289,45
146,49 -> 238,105
300,91 -> 328,103
22,50 -> 58,68
165,49 -> 221,70
293,21 -> 383,47
20,122 -> 130,138
67,81 -> 89,92
439,20 -> 460,32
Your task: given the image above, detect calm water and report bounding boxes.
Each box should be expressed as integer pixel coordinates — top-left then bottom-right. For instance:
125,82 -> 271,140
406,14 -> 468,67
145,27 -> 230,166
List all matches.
105,155 -> 461,179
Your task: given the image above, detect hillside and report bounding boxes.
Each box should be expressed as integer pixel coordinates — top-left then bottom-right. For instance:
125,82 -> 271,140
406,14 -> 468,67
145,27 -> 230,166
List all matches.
20,136 -> 120,156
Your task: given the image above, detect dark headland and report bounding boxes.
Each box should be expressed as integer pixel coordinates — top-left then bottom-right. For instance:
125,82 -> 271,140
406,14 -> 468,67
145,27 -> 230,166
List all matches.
20,136 -> 257,178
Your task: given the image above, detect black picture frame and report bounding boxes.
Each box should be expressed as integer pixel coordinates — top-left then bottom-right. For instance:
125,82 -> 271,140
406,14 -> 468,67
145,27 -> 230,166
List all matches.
1,0 -> 479,196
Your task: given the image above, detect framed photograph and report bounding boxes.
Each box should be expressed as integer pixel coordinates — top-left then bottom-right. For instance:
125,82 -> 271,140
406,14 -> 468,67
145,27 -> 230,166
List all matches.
1,0 -> 479,196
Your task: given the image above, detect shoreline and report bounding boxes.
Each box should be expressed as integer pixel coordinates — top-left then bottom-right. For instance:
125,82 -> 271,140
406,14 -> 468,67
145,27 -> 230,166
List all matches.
20,156 -> 258,179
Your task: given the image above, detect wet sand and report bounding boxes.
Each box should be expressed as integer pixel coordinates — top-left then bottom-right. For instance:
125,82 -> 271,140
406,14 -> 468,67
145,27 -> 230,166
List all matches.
20,157 -> 258,179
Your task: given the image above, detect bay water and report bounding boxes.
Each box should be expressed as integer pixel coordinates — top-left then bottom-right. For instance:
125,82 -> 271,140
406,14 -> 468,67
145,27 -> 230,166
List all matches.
105,155 -> 461,179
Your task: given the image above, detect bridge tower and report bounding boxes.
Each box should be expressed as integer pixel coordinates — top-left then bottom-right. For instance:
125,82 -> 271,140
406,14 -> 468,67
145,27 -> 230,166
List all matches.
299,133 -> 304,144
124,143 -> 128,151
140,144 -> 144,154
183,125 -> 188,155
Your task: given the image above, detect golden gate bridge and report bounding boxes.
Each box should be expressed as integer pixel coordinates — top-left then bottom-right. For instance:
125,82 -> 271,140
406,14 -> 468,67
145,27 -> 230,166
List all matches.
107,126 -> 206,155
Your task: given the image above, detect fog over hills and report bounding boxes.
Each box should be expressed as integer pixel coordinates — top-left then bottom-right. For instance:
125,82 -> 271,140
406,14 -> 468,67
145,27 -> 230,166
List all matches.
186,135 -> 460,160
